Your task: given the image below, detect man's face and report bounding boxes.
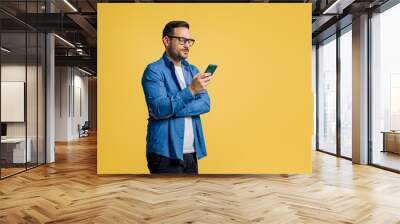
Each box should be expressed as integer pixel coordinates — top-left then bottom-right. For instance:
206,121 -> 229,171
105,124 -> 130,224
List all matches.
164,27 -> 191,60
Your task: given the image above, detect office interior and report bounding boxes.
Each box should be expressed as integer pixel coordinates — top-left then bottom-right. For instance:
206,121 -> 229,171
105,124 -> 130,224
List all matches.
314,0 -> 400,172
0,0 -> 97,179
1,0 -> 400,222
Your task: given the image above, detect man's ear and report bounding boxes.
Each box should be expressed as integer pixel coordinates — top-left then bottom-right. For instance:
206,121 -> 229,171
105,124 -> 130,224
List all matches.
162,36 -> 169,47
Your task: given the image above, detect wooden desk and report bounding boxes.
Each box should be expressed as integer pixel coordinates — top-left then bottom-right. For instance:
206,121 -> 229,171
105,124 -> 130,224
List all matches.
1,138 -> 32,164
381,131 -> 400,154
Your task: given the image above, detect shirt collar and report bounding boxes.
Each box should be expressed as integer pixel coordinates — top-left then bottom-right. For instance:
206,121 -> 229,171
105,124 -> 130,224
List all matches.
162,52 -> 189,68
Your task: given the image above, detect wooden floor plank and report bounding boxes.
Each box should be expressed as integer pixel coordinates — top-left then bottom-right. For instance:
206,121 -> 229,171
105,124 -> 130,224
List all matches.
1,134 -> 400,223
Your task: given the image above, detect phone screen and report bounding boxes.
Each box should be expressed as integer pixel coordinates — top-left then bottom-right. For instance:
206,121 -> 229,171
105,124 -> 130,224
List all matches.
205,64 -> 218,75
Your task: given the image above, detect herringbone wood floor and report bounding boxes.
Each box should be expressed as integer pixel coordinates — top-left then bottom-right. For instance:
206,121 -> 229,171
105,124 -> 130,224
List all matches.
1,134 -> 400,224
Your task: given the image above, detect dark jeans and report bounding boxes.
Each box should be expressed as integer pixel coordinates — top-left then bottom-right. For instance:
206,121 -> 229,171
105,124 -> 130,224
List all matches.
147,152 -> 198,174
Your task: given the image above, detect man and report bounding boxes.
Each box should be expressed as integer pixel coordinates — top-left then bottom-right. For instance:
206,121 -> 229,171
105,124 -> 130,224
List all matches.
141,21 -> 213,174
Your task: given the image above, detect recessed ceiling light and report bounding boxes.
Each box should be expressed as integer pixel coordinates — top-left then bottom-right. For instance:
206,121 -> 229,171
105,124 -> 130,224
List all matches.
322,0 -> 354,15
1,47 -> 11,53
63,0 -> 78,12
54,34 -> 75,48
78,67 -> 93,76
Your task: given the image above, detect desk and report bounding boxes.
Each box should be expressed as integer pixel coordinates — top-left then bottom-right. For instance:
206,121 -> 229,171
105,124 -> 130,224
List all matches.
1,138 -> 31,163
381,131 -> 400,154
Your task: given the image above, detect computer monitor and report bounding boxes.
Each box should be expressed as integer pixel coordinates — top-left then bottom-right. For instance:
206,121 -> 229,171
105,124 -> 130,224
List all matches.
1,123 -> 7,137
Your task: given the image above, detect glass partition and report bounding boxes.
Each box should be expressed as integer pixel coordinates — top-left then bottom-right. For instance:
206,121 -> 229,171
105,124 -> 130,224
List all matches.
0,1 -> 46,179
1,30 -> 28,177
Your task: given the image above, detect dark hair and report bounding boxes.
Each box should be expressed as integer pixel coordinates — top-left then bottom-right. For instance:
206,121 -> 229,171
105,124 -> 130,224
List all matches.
162,21 -> 190,38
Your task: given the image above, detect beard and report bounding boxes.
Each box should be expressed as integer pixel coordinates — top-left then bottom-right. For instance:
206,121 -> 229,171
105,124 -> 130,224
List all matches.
166,46 -> 189,63
167,46 -> 189,61
177,48 -> 189,60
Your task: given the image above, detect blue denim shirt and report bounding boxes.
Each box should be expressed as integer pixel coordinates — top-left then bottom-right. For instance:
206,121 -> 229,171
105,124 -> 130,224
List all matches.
141,52 -> 210,160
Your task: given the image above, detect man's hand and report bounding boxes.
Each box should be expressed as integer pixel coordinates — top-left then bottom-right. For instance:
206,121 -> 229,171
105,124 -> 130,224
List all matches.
189,73 -> 213,95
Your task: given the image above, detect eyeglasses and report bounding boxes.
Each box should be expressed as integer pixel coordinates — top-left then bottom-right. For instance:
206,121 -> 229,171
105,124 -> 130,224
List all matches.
168,35 -> 195,47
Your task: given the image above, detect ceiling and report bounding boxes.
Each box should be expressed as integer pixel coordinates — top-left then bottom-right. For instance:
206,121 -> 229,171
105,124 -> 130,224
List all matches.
0,0 -> 395,75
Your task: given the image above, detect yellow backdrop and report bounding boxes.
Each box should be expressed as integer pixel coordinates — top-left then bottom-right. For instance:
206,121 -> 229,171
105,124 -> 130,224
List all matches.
98,3 -> 312,174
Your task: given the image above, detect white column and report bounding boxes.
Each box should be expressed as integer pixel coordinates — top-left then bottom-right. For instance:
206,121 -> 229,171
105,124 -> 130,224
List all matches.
46,33 -> 55,163
352,14 -> 369,164
45,1 -> 55,163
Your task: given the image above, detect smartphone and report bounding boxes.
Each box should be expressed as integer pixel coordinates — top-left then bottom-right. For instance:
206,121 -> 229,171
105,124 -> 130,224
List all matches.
204,64 -> 218,75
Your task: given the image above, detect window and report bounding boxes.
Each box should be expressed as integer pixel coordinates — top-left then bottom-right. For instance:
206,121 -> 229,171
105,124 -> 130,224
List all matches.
317,35 -> 337,154
339,28 -> 352,158
371,2 -> 400,171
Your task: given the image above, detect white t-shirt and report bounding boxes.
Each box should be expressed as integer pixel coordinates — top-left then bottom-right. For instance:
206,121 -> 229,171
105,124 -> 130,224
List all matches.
174,65 -> 195,154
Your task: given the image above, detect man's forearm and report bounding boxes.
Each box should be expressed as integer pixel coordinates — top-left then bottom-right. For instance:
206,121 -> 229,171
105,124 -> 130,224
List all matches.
174,93 -> 210,117
147,87 -> 195,119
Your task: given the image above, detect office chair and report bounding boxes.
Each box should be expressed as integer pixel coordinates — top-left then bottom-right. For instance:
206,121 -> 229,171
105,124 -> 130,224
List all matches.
79,121 -> 90,138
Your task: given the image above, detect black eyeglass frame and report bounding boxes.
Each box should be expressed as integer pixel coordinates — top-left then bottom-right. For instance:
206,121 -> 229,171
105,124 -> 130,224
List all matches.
167,35 -> 195,46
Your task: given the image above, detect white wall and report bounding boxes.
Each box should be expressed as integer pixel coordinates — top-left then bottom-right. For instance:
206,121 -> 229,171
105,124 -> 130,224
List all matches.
1,66 -> 26,137
72,72 -> 89,138
1,65 -> 39,137
55,67 -> 89,141
1,63 -> 46,164
55,66 -> 70,141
